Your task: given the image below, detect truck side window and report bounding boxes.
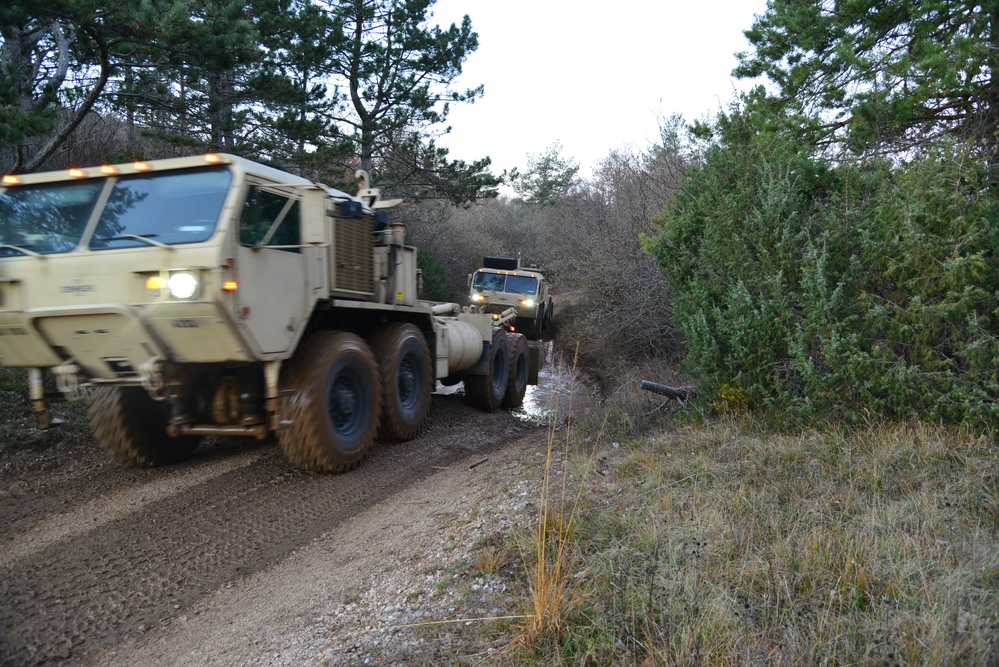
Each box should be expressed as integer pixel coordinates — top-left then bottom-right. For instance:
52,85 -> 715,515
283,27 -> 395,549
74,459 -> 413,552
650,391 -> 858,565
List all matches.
240,187 -> 301,252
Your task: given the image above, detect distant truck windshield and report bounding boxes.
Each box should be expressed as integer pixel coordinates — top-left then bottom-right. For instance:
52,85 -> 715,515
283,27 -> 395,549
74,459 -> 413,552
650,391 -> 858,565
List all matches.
471,271 -> 539,296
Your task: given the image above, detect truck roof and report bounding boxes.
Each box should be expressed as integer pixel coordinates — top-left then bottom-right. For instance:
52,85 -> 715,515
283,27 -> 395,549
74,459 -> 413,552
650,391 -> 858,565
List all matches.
475,266 -> 545,279
2,153 -> 326,193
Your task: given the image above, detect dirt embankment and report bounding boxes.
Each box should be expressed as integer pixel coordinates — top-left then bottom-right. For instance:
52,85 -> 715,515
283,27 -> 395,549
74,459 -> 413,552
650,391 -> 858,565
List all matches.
0,394 -> 553,666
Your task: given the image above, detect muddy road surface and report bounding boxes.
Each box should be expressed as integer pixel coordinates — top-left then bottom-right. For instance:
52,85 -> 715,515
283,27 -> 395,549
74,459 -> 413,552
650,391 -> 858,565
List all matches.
0,393 -> 542,666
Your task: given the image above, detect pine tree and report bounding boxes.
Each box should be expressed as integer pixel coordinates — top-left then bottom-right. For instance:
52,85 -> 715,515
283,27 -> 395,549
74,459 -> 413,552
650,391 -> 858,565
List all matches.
735,0 -> 999,181
322,0 -> 498,200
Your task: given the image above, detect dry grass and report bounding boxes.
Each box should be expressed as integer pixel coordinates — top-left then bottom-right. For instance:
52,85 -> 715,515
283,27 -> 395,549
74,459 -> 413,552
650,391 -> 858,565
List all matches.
509,346 -> 601,652
474,546 -> 507,577
497,402 -> 999,665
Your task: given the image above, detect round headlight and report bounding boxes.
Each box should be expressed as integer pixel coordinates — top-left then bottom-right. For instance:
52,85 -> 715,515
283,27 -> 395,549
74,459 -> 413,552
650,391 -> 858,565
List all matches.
168,272 -> 199,299
521,298 -> 536,308
471,293 -> 486,302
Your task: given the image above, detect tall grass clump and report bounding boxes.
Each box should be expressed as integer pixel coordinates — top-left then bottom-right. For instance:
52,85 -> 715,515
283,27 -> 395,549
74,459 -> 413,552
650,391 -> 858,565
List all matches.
502,416 -> 999,666
509,347 -> 602,658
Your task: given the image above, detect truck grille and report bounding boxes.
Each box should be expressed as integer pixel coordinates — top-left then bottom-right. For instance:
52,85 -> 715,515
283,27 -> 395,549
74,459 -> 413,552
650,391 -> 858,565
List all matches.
334,218 -> 374,294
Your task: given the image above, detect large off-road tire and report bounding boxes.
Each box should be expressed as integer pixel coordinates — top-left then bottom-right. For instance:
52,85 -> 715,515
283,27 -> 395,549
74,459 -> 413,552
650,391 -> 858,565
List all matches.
502,332 -> 529,409
370,322 -> 432,441
88,386 -> 199,467
279,331 -> 382,472
464,327 -> 510,411
529,310 -> 544,341
541,302 -> 555,340
516,314 -> 538,341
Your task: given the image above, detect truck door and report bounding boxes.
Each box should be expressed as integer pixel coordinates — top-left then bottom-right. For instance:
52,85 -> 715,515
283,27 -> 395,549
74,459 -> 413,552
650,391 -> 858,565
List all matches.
233,182 -> 309,354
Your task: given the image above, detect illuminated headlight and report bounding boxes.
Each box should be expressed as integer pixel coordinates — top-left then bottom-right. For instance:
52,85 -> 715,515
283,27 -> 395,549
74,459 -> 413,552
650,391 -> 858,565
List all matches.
167,272 -> 199,299
471,293 -> 486,302
520,298 -> 536,308
144,270 -> 204,301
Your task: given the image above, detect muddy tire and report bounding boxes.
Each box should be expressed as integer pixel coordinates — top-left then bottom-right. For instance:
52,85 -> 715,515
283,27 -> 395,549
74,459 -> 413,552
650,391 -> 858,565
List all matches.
88,387 -> 199,467
502,332 -> 529,408
530,311 -> 544,340
370,323 -> 432,441
516,314 -> 537,341
279,331 -> 381,472
464,327 -> 510,411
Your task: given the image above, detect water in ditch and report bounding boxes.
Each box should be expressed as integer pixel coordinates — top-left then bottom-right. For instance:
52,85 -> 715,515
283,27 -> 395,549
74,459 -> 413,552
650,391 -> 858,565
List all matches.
436,341 -> 601,426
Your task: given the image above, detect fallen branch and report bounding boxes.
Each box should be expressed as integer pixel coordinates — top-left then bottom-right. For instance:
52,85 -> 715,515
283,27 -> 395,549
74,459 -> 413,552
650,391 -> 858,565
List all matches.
640,380 -> 696,401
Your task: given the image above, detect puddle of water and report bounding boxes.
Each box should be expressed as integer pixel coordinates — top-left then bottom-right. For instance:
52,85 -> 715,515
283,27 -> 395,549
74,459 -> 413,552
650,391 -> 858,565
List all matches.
518,341 -> 601,425
435,342 -> 601,426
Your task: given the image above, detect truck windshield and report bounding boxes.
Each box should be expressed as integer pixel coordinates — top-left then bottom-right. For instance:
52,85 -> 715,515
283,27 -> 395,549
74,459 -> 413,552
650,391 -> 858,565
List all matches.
89,167 -> 232,250
505,275 -> 538,295
0,181 -> 102,257
472,271 -> 506,291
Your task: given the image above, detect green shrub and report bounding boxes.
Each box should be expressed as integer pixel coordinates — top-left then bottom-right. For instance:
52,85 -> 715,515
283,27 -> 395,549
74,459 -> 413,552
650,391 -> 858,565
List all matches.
645,126 -> 998,431
413,232 -> 460,302
0,365 -> 28,394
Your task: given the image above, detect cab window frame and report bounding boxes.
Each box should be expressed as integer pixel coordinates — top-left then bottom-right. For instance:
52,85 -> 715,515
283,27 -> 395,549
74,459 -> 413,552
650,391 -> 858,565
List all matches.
239,184 -> 303,253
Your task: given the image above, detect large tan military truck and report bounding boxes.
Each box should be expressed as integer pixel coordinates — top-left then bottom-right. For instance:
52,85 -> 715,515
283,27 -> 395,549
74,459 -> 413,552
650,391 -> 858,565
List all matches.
468,256 -> 553,340
0,154 -> 536,471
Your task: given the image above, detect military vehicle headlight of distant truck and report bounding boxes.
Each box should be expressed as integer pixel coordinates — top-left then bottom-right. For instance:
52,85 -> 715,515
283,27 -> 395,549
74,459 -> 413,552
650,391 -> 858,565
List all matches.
0,154 -> 542,472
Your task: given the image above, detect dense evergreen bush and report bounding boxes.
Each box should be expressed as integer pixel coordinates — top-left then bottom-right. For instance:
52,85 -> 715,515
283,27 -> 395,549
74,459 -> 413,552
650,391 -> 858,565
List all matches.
413,234 -> 459,303
645,127 -> 998,430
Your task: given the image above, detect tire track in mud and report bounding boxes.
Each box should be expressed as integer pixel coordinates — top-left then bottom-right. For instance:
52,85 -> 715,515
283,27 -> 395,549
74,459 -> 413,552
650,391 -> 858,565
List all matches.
0,436 -> 272,537
0,396 -> 536,666
0,449 -> 269,569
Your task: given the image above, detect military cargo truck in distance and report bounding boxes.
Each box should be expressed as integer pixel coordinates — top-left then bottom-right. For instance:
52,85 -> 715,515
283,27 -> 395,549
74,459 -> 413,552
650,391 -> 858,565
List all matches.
468,256 -> 553,340
0,154 -> 537,472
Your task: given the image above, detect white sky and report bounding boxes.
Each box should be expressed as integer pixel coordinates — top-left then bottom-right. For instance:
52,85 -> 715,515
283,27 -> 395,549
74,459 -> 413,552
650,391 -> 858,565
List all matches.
430,0 -> 770,180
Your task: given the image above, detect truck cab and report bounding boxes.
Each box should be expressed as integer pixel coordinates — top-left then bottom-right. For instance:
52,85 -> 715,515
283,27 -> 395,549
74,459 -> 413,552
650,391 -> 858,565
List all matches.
468,256 -> 553,340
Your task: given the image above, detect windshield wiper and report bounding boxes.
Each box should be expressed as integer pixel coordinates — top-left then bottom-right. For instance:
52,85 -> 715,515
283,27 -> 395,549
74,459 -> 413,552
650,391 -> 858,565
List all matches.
0,243 -> 43,258
99,233 -> 172,249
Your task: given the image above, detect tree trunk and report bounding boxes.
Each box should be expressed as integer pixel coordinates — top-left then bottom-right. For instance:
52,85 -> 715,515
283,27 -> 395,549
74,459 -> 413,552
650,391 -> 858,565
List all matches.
23,29 -> 108,173
987,3 -> 999,192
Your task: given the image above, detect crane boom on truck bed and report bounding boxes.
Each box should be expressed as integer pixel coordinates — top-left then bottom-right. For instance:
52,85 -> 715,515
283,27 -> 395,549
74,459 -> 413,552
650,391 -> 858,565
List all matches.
0,154 -> 538,471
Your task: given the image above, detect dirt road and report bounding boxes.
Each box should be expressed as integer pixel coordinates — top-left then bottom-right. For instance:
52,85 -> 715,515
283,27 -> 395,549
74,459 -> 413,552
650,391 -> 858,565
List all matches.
0,394 -> 547,666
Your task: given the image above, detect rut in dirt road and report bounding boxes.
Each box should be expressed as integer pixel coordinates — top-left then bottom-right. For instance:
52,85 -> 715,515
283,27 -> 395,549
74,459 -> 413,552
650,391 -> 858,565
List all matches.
0,396 -> 536,667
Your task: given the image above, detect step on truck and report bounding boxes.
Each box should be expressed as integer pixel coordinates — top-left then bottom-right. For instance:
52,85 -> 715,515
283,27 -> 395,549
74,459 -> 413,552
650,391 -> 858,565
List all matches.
468,256 -> 553,340
0,154 -> 539,471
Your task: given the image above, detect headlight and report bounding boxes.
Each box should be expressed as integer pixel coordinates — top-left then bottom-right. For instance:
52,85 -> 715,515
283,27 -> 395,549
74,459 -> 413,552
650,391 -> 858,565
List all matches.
167,272 -> 199,299
520,298 -> 536,308
471,293 -> 486,302
143,269 -> 206,301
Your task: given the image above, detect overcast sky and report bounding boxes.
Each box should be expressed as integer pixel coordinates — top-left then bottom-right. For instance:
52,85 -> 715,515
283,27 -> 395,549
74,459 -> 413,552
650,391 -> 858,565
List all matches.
429,0 -> 770,180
